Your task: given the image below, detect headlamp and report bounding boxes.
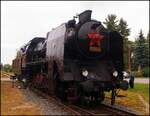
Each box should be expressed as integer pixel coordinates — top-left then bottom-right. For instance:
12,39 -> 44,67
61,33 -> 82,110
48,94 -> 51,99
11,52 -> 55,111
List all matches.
82,70 -> 88,77
113,71 -> 118,77
122,71 -> 129,77
22,78 -> 26,83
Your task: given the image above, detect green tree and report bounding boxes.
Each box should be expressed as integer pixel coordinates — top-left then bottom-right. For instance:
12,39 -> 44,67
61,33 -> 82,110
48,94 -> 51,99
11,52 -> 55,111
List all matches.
147,31 -> 150,44
104,15 -> 131,70
103,15 -> 130,39
0,63 -> 3,70
117,18 -> 130,42
133,30 -> 149,70
117,18 -> 131,70
147,31 -> 150,48
2,64 -> 12,72
103,14 -> 118,31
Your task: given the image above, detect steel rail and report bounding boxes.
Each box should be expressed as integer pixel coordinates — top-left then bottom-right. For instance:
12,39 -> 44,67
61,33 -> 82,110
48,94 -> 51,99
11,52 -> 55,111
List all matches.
29,87 -> 138,115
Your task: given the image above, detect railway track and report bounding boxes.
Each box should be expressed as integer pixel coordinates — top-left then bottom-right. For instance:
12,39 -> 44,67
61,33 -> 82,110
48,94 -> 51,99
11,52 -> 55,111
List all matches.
1,71 -> 14,77
29,86 -> 138,115
2,74 -> 139,115
84,104 -> 137,115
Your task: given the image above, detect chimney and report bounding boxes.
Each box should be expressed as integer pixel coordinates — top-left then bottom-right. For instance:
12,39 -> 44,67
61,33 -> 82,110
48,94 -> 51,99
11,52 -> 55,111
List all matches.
78,10 -> 92,23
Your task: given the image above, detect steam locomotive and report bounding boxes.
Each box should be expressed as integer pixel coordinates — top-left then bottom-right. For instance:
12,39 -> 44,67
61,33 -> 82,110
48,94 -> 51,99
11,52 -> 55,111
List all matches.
12,10 -> 129,105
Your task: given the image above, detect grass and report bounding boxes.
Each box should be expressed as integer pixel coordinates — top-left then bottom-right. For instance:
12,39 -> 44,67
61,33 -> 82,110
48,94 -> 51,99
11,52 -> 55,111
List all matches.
128,83 -> 149,102
105,83 -> 149,115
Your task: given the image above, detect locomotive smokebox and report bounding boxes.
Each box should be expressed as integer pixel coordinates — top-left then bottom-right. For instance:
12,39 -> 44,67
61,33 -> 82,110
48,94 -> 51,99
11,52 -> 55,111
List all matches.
79,10 -> 92,23
80,80 -> 94,93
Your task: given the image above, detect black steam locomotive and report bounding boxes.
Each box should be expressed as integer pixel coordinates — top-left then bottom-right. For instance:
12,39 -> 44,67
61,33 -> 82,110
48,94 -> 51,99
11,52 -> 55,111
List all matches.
12,10 -> 129,105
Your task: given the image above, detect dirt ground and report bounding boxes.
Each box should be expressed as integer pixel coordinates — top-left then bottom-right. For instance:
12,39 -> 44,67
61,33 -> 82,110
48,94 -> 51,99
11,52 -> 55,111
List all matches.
1,80 -> 149,115
1,81 -> 42,115
1,81 -> 74,115
0,71 -> 14,78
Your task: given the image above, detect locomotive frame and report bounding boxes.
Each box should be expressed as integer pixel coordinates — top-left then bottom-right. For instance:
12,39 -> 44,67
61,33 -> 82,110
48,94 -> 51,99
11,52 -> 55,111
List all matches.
12,10 -> 129,105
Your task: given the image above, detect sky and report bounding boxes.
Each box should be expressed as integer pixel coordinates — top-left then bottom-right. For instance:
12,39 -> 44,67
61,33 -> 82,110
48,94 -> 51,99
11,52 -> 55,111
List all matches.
1,1 -> 149,65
